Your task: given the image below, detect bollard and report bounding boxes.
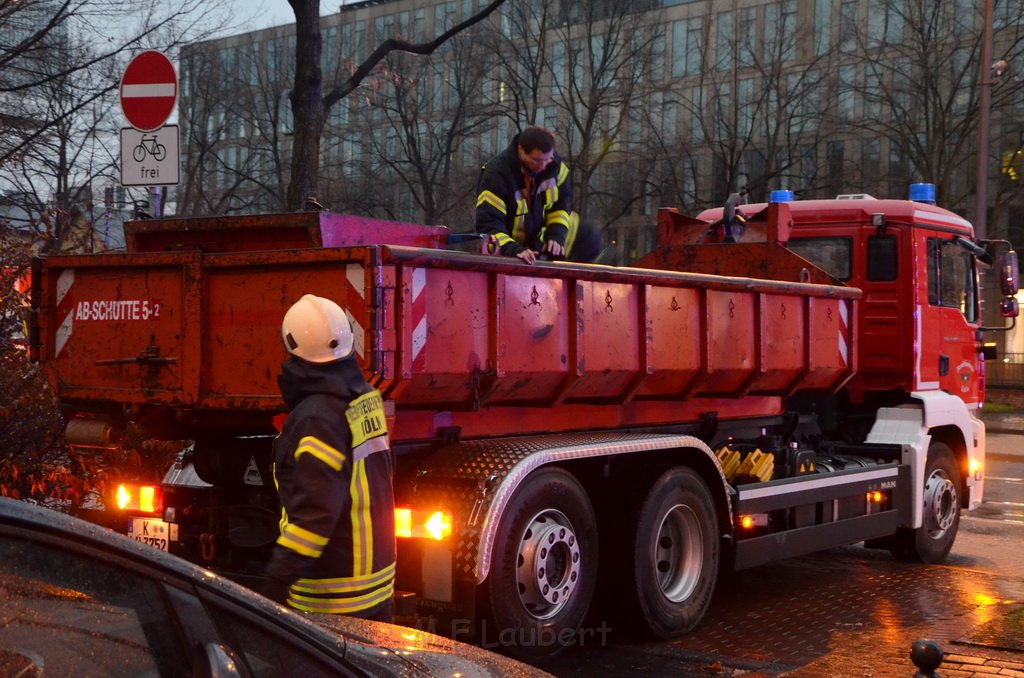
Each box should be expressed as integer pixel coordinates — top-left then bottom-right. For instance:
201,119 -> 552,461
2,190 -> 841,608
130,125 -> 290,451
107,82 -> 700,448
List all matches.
910,639 -> 943,677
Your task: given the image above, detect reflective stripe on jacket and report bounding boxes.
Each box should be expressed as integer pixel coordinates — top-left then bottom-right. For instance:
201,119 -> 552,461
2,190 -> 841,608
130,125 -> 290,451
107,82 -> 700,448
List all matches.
267,356 -> 396,616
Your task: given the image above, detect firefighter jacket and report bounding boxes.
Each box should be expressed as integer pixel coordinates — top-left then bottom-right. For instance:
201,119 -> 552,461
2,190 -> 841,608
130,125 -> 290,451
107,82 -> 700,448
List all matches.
266,355 -> 395,616
475,135 -> 573,257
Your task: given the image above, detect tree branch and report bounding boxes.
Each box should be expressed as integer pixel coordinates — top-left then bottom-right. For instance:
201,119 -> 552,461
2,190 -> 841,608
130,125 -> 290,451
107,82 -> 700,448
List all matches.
323,0 -> 506,109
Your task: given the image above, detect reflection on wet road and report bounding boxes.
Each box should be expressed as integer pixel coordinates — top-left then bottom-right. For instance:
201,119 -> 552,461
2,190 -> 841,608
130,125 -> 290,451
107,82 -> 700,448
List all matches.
545,546 -> 1024,677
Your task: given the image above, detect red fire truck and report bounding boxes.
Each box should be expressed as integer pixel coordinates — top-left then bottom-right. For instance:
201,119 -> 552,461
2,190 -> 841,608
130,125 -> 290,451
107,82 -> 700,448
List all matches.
29,188 -> 1018,659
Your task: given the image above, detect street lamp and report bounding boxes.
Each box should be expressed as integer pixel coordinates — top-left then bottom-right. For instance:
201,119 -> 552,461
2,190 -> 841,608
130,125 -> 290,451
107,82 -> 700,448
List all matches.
974,0 -> 995,239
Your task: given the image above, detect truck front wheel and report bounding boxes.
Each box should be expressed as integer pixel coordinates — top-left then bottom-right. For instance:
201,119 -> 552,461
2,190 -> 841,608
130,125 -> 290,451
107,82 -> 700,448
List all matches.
626,466 -> 718,639
889,441 -> 961,564
482,467 -> 598,660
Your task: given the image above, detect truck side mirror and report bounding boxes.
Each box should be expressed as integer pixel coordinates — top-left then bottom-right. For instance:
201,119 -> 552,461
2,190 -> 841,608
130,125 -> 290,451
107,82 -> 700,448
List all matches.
1000,296 -> 1019,318
998,250 -> 1019,296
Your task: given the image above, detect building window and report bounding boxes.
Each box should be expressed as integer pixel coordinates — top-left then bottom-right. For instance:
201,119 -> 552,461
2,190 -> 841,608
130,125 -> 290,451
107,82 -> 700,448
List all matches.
651,91 -> 677,139
827,140 -> 845,196
715,10 -> 733,72
354,20 -> 367,63
838,64 -> 856,120
892,57 -> 911,113
813,0 -> 831,56
863,74 -> 882,121
738,7 -> 757,67
800,144 -> 818,189
952,48 -> 970,116
435,2 -> 457,34
868,0 -> 904,46
787,72 -> 819,136
862,138 -> 881,185
688,86 -> 705,142
764,1 -> 796,63
266,37 -> 282,82
738,78 -> 754,139
953,0 -> 974,33
648,30 -> 665,81
839,0 -> 858,54
672,17 -> 703,78
247,43 -> 260,86
888,141 -> 910,193
715,82 -> 731,142
404,8 -> 422,40
323,26 -> 337,73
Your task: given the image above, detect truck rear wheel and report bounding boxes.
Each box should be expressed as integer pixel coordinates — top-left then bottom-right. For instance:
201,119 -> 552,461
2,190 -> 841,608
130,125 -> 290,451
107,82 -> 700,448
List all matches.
889,441 -> 961,564
482,467 -> 597,660
626,466 -> 718,639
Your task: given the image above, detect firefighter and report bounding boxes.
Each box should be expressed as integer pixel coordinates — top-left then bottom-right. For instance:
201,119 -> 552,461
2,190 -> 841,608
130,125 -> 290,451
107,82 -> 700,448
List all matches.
263,294 -> 396,622
476,125 -> 602,264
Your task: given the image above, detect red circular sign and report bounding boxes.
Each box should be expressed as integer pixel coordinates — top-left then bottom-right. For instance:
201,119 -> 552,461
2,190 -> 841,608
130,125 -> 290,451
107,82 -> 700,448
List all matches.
120,50 -> 177,132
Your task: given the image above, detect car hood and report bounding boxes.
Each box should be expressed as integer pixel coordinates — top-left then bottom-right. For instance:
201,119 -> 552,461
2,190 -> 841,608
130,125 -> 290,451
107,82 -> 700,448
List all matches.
310,614 -> 552,678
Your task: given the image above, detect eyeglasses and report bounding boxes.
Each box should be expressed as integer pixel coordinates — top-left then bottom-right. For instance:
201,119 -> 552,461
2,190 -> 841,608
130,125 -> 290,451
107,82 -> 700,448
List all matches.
519,148 -> 554,172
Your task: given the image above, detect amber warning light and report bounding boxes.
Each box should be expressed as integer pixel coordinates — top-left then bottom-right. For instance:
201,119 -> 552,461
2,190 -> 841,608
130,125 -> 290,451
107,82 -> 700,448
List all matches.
115,483 -> 163,515
395,508 -> 453,540
738,513 -> 768,530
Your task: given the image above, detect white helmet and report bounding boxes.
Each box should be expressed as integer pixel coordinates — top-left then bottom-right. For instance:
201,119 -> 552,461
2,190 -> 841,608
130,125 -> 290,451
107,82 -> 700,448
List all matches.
281,294 -> 354,363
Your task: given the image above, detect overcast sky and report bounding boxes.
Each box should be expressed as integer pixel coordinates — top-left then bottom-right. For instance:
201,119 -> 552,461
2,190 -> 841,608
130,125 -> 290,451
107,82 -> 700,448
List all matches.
239,0 -> 294,31
232,0 -> 359,33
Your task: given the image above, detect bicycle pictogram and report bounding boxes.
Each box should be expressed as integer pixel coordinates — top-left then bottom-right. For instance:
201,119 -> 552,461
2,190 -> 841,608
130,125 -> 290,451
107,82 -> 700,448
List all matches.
132,134 -> 167,162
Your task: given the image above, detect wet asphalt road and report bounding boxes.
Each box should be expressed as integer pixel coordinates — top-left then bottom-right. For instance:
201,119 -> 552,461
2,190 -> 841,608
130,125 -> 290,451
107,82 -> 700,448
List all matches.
536,426 -> 1024,678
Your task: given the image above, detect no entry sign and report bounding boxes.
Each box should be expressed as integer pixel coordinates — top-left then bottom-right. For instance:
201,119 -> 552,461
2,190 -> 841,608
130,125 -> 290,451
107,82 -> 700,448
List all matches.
120,50 -> 177,132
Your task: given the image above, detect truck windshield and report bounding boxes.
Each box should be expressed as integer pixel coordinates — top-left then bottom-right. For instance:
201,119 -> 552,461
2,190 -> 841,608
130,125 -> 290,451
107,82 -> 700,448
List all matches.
786,237 -> 851,281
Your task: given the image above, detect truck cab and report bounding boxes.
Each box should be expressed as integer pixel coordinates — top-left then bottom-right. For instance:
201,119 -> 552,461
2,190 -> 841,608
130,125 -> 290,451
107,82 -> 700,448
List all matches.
780,197 -> 984,406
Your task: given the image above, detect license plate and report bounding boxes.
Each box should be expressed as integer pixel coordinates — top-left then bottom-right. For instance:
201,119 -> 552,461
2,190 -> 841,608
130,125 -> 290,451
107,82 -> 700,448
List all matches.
129,517 -> 178,552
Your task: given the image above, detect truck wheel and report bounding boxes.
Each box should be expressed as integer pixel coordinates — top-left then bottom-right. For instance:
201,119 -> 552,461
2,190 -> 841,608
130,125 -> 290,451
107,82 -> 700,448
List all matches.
483,467 -> 597,660
890,442 -> 961,564
626,467 -> 718,639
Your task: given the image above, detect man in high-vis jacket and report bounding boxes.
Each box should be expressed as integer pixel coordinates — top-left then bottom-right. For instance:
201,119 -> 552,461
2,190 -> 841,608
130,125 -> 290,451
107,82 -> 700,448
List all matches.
475,125 -> 601,264
263,294 -> 395,621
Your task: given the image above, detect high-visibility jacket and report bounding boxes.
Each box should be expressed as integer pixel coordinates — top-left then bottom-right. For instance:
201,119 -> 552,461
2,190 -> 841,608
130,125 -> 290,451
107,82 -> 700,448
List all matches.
266,355 -> 395,617
475,135 -> 574,257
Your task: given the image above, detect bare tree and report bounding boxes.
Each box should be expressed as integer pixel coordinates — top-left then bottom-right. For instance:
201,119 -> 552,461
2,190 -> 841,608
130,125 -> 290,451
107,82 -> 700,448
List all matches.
351,28 -> 496,226
549,2 -> 664,227
479,0 -> 560,127
178,31 -> 294,215
2,39 -> 124,253
1,0 -> 236,169
842,0 -> 1024,218
654,0 -> 842,212
0,0 -> 238,503
284,0 -> 508,211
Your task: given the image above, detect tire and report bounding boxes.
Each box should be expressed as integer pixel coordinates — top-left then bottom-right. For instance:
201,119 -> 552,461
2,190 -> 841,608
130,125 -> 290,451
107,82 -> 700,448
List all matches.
482,467 -> 597,661
625,467 -> 719,639
132,144 -> 145,162
153,143 -> 166,161
889,441 -> 961,564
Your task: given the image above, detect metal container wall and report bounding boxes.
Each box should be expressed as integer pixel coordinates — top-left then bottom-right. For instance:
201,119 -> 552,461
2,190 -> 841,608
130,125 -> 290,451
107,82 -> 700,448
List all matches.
35,245 -> 858,416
